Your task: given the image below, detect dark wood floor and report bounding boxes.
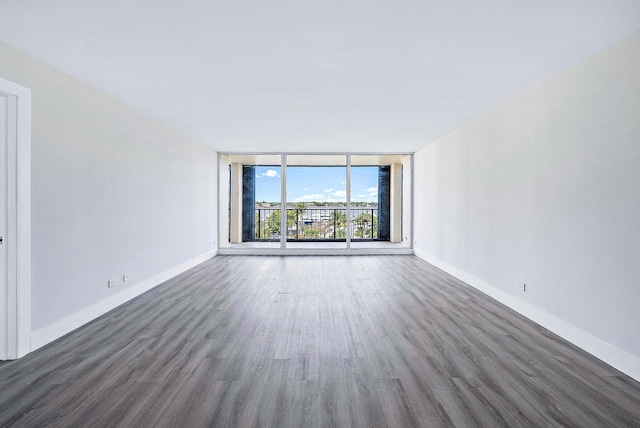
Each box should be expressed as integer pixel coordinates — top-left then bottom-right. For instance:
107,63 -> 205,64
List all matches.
1,255 -> 639,427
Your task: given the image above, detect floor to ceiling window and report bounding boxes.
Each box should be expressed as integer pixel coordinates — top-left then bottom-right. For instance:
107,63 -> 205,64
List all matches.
218,153 -> 412,253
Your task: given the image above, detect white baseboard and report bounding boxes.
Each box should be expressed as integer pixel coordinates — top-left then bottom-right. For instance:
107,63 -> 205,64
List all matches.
413,248 -> 640,382
30,249 -> 217,352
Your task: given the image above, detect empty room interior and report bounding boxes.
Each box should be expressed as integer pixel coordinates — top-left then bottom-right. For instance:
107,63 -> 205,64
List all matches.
1,1 -> 640,426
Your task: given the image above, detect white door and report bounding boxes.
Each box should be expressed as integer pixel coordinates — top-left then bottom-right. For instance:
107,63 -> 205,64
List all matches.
0,77 -> 30,360
0,93 -> 7,359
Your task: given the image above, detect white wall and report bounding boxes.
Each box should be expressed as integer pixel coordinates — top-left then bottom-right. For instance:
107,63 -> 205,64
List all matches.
0,42 -> 217,350
414,32 -> 640,379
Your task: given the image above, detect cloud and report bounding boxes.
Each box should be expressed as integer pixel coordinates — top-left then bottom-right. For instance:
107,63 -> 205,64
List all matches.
262,169 -> 279,178
324,188 -> 333,193
366,186 -> 378,197
333,190 -> 346,198
294,194 -> 325,201
358,194 -> 367,198
304,187 -> 309,191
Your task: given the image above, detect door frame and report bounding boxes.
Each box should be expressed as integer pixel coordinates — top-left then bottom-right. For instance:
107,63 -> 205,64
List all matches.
0,76 -> 31,360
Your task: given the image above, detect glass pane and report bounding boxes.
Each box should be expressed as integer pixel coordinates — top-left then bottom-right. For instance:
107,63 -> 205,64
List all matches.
221,154 -> 282,248
254,165 -> 281,241
350,166 -> 379,240
350,154 -> 411,249
285,155 -> 347,248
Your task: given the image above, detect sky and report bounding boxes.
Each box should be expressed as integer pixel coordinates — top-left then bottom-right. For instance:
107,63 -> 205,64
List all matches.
254,166 -> 379,203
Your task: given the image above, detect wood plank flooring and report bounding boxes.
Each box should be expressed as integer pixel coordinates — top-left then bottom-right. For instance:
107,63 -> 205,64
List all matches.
1,255 -> 639,427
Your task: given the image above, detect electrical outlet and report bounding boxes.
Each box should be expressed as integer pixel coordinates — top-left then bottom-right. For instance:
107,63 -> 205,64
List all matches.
123,274 -> 131,282
516,281 -> 526,292
108,279 -> 119,288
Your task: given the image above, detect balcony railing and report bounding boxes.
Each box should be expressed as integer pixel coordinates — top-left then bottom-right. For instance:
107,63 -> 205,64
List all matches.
254,207 -> 381,241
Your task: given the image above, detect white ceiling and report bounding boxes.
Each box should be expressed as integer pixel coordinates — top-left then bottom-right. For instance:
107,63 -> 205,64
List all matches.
1,1 -> 639,153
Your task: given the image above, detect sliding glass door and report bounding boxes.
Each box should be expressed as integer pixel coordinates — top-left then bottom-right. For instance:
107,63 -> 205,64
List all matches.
285,155 -> 347,249
219,154 -> 282,249
219,153 -> 412,251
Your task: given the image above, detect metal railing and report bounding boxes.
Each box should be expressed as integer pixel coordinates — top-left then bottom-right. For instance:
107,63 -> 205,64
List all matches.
254,206 -> 380,241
